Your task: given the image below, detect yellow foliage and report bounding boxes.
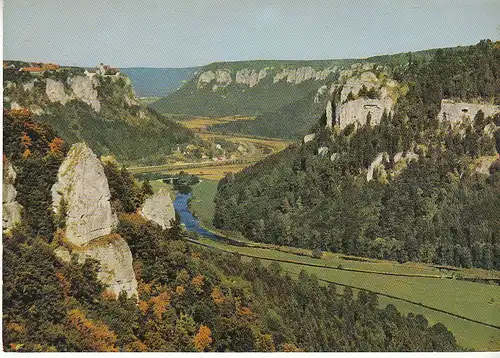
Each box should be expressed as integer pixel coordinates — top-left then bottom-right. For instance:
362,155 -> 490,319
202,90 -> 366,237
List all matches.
67,309 -> 118,352
124,340 -> 148,352
21,132 -> 32,148
194,325 -> 212,352
175,285 -> 185,295
211,287 -> 225,304
6,322 -> 25,333
21,148 -> 31,159
138,300 -> 149,314
149,291 -> 171,320
191,274 -> 204,288
281,343 -> 302,352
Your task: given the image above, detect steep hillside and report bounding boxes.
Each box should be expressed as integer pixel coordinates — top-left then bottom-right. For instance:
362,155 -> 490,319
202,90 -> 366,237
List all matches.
2,109 -> 459,352
3,65 -> 199,165
151,59 -> 355,117
119,67 -> 200,97
152,48 -> 455,140
213,40 -> 500,270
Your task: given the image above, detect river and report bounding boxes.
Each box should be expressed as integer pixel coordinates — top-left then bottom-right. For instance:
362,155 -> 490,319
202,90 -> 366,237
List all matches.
173,192 -> 222,240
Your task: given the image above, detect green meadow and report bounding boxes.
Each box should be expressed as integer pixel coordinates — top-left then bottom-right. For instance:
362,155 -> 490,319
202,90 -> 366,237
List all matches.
189,180 -> 500,351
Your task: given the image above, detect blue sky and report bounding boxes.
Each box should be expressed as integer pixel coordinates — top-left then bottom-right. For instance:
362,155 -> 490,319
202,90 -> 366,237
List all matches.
4,0 -> 500,68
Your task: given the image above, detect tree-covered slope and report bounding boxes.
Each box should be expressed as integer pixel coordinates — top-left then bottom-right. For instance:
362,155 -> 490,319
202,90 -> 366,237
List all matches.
2,110 -> 459,351
213,40 -> 500,270
120,67 -> 200,97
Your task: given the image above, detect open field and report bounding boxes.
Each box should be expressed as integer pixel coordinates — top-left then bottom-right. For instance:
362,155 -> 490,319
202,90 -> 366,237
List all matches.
177,115 -> 256,131
188,180 -> 500,351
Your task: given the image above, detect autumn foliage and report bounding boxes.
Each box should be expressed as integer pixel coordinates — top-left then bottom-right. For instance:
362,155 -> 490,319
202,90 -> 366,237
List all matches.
67,309 -> 118,352
194,325 -> 212,352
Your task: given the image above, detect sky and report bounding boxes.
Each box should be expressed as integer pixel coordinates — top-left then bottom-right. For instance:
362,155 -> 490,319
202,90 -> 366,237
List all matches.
3,0 -> 500,68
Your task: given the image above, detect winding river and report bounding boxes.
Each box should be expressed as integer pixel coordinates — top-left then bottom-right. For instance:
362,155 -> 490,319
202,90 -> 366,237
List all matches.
173,192 -> 222,240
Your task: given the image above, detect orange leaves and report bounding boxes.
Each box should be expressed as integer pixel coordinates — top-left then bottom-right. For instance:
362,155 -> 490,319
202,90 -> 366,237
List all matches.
211,287 -> 225,304
149,291 -> 171,320
21,149 -> 31,159
191,274 -> 204,288
67,309 -> 118,352
138,300 -> 149,314
101,289 -> 117,301
194,325 -> 212,352
49,137 -> 65,154
119,212 -> 148,226
5,322 -> 25,333
21,132 -> 32,148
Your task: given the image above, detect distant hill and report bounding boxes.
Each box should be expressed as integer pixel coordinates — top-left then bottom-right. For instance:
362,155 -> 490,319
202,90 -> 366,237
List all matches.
151,48 -> 450,139
120,67 -> 200,97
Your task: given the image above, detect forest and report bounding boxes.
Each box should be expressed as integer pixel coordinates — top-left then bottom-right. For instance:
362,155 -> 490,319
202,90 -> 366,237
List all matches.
2,108 -> 460,351
214,40 -> 500,270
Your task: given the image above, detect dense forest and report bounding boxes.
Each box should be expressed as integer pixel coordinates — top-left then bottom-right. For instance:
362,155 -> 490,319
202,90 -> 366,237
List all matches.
3,109 -> 460,351
214,40 -> 500,270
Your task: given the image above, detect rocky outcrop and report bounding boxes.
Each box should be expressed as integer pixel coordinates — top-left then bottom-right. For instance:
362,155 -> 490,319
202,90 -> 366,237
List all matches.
367,153 -> 388,182
46,75 -> 102,112
2,162 -> 23,231
197,70 -> 232,90
235,68 -> 267,87
68,75 -> 101,112
318,146 -> 329,157
46,79 -> 71,105
52,143 -> 137,298
52,143 -> 117,245
303,133 -> 316,143
81,235 -> 137,298
273,67 -> 334,84
140,189 -> 176,229
330,71 -> 398,130
437,99 -> 500,126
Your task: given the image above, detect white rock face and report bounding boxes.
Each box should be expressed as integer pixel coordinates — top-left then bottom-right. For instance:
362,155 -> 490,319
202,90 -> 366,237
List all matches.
314,85 -> 328,103
23,80 -> 36,91
140,189 -> 176,229
52,142 -> 137,298
318,146 -> 329,156
303,133 -> 316,143
235,68 -> 268,87
197,69 -> 233,90
273,67 -> 334,84
326,100 -> 334,127
437,99 -> 500,126
334,71 -> 397,130
82,236 -> 138,298
68,75 -> 101,112
367,153 -> 388,182
52,143 -> 118,245
2,162 -> 23,231
46,79 -> 71,105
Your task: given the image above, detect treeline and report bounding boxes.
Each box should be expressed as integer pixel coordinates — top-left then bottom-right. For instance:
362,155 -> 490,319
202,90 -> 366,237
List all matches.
213,40 -> 500,270
3,109 -> 460,351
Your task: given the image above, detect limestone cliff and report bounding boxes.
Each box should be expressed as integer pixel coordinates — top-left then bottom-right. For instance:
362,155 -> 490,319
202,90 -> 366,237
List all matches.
52,143 -> 118,245
2,161 -> 23,231
140,189 -> 176,229
437,99 -> 500,126
327,68 -> 399,130
52,143 -> 137,298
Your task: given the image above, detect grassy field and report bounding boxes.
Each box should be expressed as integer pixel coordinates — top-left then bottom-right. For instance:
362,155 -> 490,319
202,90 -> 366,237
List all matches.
189,180 -> 500,351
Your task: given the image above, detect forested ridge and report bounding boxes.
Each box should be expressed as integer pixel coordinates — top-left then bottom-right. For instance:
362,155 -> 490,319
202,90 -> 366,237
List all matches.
3,109 -> 460,351
214,40 -> 500,270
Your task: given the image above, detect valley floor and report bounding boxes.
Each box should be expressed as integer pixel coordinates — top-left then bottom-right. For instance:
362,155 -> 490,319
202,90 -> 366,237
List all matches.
129,116 -> 291,180
187,180 -> 500,351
